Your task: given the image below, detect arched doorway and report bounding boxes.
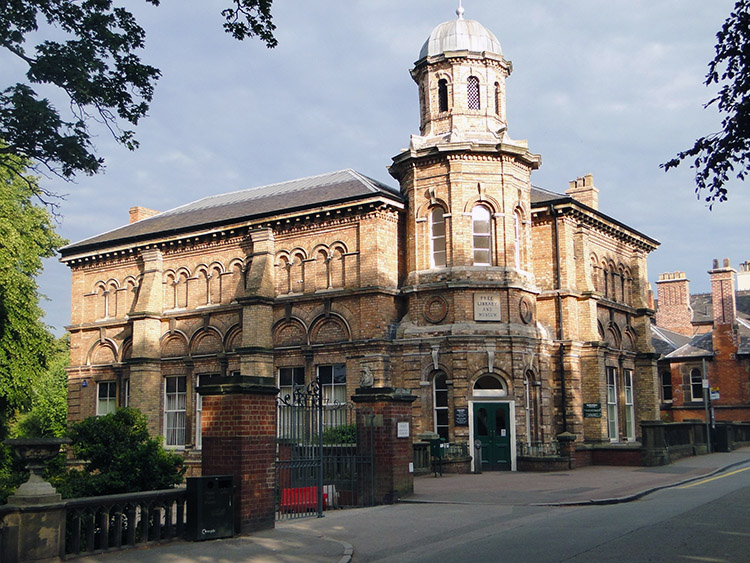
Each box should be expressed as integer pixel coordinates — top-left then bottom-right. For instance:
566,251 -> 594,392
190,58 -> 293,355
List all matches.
470,374 -> 514,471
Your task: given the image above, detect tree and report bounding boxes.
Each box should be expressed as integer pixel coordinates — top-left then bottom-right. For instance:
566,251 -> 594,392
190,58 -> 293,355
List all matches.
662,0 -> 750,205
12,334 -> 69,439
0,1 -> 276,197
0,153 -> 66,440
53,408 -> 185,498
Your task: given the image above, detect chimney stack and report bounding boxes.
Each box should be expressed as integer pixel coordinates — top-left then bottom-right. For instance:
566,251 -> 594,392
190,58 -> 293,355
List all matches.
709,258 -> 737,326
566,173 -> 599,210
655,271 -> 693,336
737,260 -> 750,291
129,206 -> 160,224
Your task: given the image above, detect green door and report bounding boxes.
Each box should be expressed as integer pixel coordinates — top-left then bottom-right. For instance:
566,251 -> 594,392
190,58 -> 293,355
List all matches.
473,402 -> 511,471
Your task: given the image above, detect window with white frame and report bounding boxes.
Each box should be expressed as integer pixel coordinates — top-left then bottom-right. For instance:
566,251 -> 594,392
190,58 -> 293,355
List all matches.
123,379 -> 130,407
660,372 -> 673,403
164,376 -> 186,447
606,367 -> 618,441
433,371 -> 449,441
624,369 -> 635,441
472,205 -> 491,265
513,210 -> 522,269
430,207 -> 447,268
690,368 -> 704,402
278,367 -> 305,401
97,381 -> 117,415
318,364 -> 346,405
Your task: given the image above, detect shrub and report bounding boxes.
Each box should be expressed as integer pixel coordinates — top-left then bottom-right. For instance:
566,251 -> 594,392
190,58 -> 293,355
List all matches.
321,424 -> 356,444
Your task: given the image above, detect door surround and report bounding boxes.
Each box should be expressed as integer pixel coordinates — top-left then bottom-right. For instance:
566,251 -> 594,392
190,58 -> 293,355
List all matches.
469,400 -> 516,471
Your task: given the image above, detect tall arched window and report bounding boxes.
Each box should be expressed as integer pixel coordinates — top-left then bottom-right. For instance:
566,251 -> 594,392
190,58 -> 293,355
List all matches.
494,82 -> 501,115
467,76 -> 480,110
433,371 -> 449,440
430,207 -> 447,268
472,205 -> 491,265
513,210 -> 522,269
438,79 -> 448,112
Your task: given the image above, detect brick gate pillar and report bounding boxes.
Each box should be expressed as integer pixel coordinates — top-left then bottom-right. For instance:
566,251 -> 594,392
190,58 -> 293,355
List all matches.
353,387 -> 417,504
197,375 -> 278,534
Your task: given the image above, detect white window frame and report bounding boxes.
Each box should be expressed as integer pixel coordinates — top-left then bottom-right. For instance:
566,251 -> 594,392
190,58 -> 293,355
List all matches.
606,367 -> 619,441
430,207 -> 447,268
164,376 -> 187,447
690,368 -> 703,402
513,210 -> 522,269
433,371 -> 449,441
96,381 -> 117,416
278,366 -> 305,402
660,371 -> 673,403
624,369 -> 635,441
318,364 -> 346,428
472,205 -> 492,266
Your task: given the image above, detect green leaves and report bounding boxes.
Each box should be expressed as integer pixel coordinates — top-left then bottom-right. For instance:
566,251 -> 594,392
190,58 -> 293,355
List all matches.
0,1 -> 276,183
0,155 -> 66,438
662,0 -> 750,205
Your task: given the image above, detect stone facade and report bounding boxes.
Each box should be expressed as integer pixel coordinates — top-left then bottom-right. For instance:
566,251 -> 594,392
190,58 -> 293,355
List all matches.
61,11 -> 660,472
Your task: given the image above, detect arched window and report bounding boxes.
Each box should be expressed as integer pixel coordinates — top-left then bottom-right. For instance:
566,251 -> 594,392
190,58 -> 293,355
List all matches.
513,209 -> 522,269
467,76 -> 480,110
472,205 -> 491,265
494,82 -> 501,115
433,371 -> 449,440
430,207 -> 447,268
438,79 -> 448,112
472,374 -> 507,397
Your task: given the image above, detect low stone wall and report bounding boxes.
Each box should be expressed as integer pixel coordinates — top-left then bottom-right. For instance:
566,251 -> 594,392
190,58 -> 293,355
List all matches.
517,456 -> 569,472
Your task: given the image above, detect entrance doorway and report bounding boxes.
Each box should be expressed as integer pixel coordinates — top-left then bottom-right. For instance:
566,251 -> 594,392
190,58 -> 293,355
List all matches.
473,402 -> 511,471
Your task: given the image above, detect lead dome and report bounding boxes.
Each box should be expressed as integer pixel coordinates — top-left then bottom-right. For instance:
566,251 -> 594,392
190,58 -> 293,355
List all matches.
418,13 -> 503,59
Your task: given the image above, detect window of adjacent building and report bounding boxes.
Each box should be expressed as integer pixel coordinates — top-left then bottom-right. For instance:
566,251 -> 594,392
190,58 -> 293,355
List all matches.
660,372 -> 673,403
430,207 -> 447,268
690,368 -> 704,402
472,205 -> 492,266
164,376 -> 186,447
96,381 -> 117,416
433,371 -> 449,441
624,369 -> 635,441
438,79 -> 448,112
278,366 -> 305,401
467,76 -> 480,110
606,367 -> 618,441
494,82 -> 501,115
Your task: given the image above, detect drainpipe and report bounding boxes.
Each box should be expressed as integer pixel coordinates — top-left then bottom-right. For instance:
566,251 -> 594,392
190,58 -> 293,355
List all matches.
551,205 -> 568,433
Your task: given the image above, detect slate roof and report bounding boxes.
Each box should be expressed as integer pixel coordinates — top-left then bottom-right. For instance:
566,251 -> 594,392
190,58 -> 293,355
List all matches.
651,325 -> 692,357
688,291 -> 750,324
61,169 -> 402,257
664,331 -> 714,360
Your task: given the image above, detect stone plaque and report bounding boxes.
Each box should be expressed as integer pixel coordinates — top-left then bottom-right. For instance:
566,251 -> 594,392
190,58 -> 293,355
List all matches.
474,293 -> 501,321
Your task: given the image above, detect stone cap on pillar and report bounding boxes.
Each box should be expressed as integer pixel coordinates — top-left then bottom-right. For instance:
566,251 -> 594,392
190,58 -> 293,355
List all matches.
197,375 -> 278,396
352,387 -> 418,404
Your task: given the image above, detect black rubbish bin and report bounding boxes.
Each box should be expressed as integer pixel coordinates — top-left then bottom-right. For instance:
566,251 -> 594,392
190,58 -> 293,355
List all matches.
186,475 -> 234,541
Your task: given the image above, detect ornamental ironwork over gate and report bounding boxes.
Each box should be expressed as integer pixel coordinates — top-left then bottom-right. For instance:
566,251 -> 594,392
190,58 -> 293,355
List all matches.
276,379 -> 374,520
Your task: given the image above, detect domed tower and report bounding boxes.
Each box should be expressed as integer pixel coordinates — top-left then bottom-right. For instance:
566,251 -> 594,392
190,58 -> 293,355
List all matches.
389,5 -> 545,469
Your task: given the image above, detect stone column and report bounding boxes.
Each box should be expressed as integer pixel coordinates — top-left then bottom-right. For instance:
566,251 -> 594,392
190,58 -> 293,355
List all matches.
353,387 -> 417,504
198,375 -> 278,534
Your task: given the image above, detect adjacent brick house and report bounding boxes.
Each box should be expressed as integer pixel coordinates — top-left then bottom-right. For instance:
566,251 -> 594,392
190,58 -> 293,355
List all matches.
653,260 -> 750,422
60,9 -> 660,472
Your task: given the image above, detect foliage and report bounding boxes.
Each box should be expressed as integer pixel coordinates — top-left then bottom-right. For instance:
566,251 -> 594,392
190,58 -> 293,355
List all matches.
50,408 -> 185,498
321,424 -> 357,445
12,334 -> 69,438
662,0 -> 750,205
0,154 -> 66,439
0,1 -> 276,193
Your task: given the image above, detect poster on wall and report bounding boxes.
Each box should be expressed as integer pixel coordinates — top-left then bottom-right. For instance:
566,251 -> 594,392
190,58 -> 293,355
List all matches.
454,408 -> 469,427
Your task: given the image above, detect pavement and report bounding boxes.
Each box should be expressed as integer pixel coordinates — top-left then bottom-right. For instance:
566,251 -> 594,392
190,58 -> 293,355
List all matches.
79,447 -> 750,562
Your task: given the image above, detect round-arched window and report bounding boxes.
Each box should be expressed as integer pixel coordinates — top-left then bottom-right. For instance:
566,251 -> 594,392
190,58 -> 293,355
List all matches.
473,374 -> 507,397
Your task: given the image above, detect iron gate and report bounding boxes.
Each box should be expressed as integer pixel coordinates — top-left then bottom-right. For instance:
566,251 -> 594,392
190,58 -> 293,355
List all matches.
276,379 -> 374,520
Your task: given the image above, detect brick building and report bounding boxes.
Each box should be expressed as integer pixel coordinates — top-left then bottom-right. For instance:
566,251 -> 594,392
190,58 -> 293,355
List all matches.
60,8 -> 660,472
653,260 -> 750,422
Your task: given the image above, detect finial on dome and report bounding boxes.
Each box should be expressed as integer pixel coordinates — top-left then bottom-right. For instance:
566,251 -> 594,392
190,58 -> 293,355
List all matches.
457,0 -> 465,20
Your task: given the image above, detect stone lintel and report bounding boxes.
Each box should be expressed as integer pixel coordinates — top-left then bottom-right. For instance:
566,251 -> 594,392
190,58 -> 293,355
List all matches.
352,387 -> 418,404
197,375 -> 278,396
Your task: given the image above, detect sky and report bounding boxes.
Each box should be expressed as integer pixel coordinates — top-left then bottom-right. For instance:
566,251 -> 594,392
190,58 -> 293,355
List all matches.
16,0 -> 746,335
